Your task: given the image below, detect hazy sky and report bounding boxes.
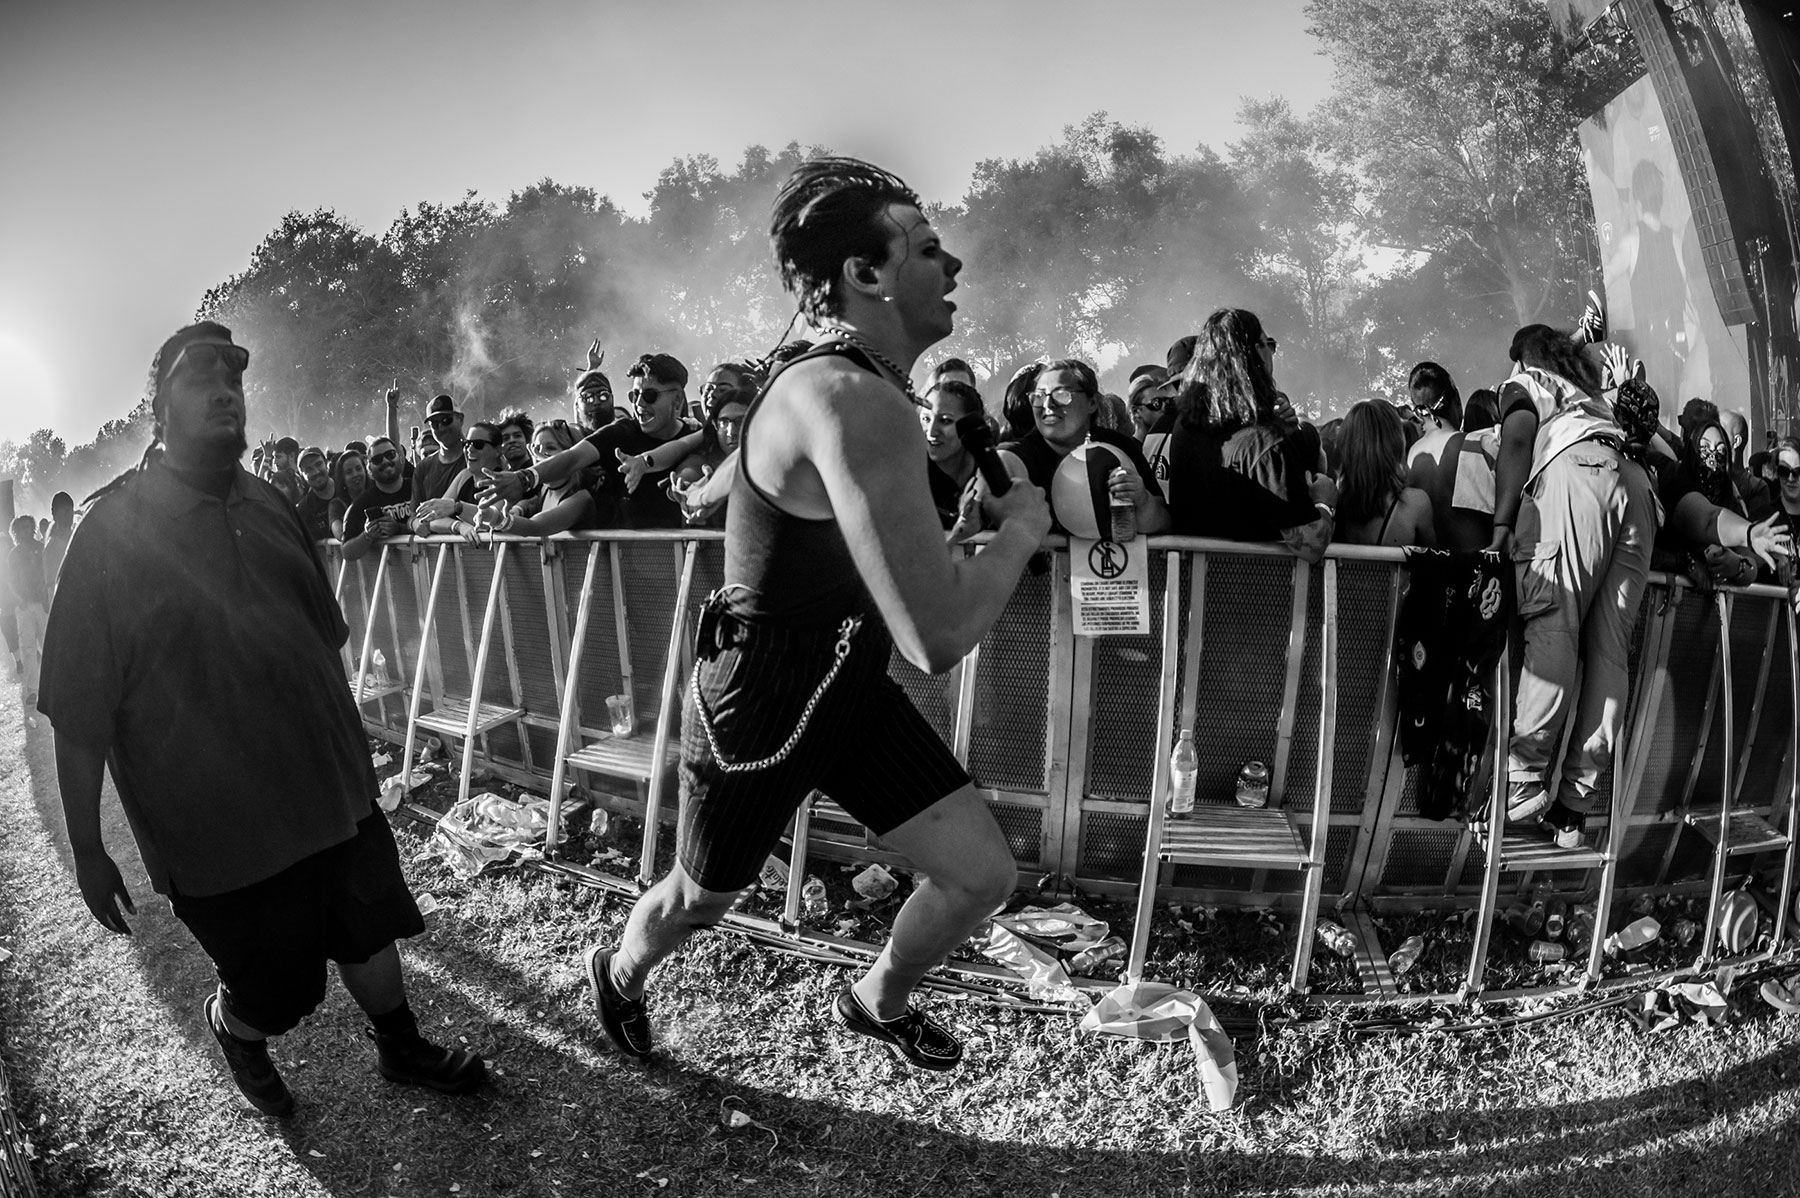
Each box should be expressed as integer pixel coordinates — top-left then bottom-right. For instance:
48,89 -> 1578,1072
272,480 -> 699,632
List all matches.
0,0 -> 1330,448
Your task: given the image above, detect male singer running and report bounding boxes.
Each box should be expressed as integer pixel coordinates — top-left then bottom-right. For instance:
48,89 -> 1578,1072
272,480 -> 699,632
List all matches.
489,158 -> 1048,1069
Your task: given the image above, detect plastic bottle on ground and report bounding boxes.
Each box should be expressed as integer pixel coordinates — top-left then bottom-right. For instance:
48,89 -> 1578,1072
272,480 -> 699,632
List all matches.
800,876 -> 828,920
1315,919 -> 1357,959
1069,936 -> 1127,974
1387,934 -> 1425,975
371,649 -> 388,686
1169,731 -> 1198,817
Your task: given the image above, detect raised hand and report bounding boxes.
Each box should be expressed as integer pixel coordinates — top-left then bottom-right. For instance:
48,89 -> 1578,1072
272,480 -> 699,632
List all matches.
587,339 -> 605,371
476,467 -> 524,507
1599,343 -> 1638,393
1747,511 -> 1793,572
384,377 -> 400,406
617,448 -> 651,494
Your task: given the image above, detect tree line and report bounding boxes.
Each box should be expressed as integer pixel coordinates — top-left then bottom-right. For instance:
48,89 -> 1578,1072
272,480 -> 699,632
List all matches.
10,0 -> 1622,510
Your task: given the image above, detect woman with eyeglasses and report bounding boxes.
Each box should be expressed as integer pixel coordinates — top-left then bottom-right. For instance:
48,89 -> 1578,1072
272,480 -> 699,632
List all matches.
1768,438 -> 1800,577
1165,308 -> 1337,562
982,358 -> 1168,538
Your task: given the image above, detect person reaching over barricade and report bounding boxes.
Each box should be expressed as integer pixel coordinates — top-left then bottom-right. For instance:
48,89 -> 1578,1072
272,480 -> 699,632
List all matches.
1163,308 -> 1336,562
39,322 -> 484,1119
340,436 -> 415,562
413,421 -> 503,535
480,353 -> 694,529
1335,400 -> 1435,548
613,362 -> 759,506
479,420 -> 596,537
974,357 -> 1167,541
570,157 -> 1050,1073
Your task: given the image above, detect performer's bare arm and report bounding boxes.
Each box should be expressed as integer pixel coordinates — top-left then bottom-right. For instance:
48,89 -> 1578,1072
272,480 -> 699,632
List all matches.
55,732 -> 135,934
756,359 -> 1051,674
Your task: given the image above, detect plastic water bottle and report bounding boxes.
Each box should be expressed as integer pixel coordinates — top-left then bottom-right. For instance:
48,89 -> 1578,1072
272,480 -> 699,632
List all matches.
1387,934 -> 1425,975
800,876 -> 828,920
1169,731 -> 1198,817
1234,760 -> 1270,809
372,650 -> 388,686
1109,492 -> 1137,543
1315,919 -> 1357,958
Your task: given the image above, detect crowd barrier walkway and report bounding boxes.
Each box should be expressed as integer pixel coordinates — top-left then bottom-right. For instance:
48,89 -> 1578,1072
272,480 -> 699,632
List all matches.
321,532 -> 1800,1002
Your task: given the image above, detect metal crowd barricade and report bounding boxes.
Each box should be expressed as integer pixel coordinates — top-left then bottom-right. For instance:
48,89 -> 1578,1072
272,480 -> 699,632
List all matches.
322,531 -> 1800,1003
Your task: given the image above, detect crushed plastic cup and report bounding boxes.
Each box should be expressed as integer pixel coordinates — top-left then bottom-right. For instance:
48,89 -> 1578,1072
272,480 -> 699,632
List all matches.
606,694 -> 636,737
851,863 -> 898,901
1605,915 -> 1661,959
415,894 -> 440,916
1528,939 -> 1566,963
1314,919 -> 1357,959
800,876 -> 828,920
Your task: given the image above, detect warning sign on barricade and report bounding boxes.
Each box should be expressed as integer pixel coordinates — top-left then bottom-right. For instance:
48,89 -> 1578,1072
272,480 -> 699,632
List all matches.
1070,536 -> 1148,637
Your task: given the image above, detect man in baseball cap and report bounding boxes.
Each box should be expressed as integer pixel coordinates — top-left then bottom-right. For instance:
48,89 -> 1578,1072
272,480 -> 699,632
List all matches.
413,394 -> 464,504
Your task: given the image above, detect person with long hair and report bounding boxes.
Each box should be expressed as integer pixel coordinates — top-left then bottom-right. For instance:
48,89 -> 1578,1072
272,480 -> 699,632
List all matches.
1335,401 -> 1435,547
920,379 -> 984,530
479,420 -> 596,537
329,447 -> 370,540
1164,307 -> 1337,562
1402,362 -> 1491,551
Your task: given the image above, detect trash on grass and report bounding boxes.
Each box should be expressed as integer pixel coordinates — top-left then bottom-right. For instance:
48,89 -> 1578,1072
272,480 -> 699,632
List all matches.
1067,936 -> 1128,976
415,894 -> 440,916
0,948 -> 11,964
378,770 -> 433,812
430,792 -> 565,877
992,903 -> 1110,952
974,920 -> 1080,1002
851,863 -> 898,901
1605,916 -> 1661,960
1078,981 -> 1238,1111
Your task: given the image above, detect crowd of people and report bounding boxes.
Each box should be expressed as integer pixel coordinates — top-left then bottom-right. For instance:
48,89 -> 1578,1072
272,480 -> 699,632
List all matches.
26,152 -> 1800,1124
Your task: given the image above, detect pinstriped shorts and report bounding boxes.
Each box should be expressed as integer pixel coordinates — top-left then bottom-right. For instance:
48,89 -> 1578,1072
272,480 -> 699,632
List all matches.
676,610 -> 970,892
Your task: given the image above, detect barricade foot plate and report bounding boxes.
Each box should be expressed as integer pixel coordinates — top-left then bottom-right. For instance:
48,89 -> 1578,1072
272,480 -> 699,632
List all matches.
417,699 -> 524,738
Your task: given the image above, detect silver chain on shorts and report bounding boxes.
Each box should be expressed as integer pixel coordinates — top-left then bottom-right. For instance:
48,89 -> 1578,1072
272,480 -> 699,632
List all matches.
692,615 -> 862,773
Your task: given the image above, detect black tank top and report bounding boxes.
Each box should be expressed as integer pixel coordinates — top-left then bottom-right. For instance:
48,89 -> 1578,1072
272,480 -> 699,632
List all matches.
722,341 -> 884,626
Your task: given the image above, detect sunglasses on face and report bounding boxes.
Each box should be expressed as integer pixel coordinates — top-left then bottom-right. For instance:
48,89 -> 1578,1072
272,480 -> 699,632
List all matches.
700,382 -> 742,399
427,413 -> 457,427
464,439 -> 498,453
1259,338 -> 1278,353
1028,387 -> 1087,407
628,386 -> 677,403
166,341 -> 250,380
1132,398 -> 1167,413
1778,463 -> 1800,481
369,450 -> 399,465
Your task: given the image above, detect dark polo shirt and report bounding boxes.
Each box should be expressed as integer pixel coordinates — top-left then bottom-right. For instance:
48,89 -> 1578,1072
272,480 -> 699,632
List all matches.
38,462 -> 375,897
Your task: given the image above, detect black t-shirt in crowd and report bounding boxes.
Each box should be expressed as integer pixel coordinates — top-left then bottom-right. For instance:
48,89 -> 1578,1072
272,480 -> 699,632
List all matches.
927,459 -> 973,530
296,488 -> 335,542
341,482 -> 416,538
1164,419 -> 1318,541
583,420 -> 691,529
998,426 -> 1164,536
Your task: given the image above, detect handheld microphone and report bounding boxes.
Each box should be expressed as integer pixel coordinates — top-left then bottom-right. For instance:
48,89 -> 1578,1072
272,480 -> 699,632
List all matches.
954,414 -> 1048,576
954,415 -> 1011,496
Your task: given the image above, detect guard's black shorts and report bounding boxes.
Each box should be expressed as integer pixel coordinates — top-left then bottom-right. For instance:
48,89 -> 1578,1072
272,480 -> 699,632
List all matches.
169,809 -> 424,1036
677,608 -> 970,893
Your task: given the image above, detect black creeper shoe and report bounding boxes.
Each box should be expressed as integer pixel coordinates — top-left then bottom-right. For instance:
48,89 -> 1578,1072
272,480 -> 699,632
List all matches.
1575,288 -> 1607,344
204,993 -> 295,1118
584,945 -> 653,1058
833,988 -> 963,1071
367,1025 -> 487,1094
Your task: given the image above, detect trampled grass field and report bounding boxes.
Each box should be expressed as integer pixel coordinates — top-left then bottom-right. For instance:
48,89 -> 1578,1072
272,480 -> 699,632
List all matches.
2,689 -> 1798,1198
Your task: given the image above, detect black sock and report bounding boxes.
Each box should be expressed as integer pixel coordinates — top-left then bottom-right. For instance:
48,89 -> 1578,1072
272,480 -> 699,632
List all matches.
369,999 -> 417,1039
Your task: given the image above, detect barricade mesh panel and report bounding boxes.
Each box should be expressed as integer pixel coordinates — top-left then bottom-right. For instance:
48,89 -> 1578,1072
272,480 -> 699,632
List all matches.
1286,562 -> 1324,813
1398,762 -> 1422,818
1078,809 -> 1149,878
1170,863 -> 1254,891
967,569 -> 1052,793
1329,561 -> 1397,815
455,549 -> 513,709
386,550 -> 426,701
1638,589 -> 1716,815
526,724 -> 560,775
1692,594 -> 1766,808
1261,823 -> 1359,893
619,542 -> 685,725
987,800 -> 1044,866
1617,823 -> 1676,886
1457,837 -> 1487,889
890,652 -> 956,743
566,542 -> 625,732
434,549 -> 474,701
1742,601 -> 1794,809
505,547 -> 559,718
1190,555 -> 1293,806
1380,830 -> 1463,888
1084,551 -> 1169,800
